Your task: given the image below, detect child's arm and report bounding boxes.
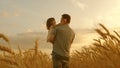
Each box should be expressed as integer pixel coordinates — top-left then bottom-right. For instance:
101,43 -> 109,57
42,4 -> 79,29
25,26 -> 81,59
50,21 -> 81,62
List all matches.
47,28 -> 56,43
47,34 -> 55,43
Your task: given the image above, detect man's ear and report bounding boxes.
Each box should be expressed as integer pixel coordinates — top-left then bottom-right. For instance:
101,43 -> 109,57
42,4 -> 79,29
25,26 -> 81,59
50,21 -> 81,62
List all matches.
64,19 -> 67,23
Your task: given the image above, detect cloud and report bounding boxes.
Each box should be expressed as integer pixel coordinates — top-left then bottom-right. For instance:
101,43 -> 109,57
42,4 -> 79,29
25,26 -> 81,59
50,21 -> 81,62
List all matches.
26,29 -> 34,33
14,12 -> 20,17
76,1 -> 87,10
0,22 -> 20,28
0,11 -> 20,17
70,0 -> 87,10
95,7 -> 120,28
0,11 -> 9,17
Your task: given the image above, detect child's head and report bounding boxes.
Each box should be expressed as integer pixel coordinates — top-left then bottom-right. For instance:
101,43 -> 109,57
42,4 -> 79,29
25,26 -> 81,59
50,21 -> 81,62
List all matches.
46,17 -> 56,30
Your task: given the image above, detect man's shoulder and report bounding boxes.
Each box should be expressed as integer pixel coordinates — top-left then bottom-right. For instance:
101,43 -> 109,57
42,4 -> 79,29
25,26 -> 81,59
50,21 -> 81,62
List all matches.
54,24 -> 62,29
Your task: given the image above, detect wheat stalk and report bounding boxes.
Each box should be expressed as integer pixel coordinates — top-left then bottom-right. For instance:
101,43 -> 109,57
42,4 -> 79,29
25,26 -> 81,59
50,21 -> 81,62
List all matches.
34,39 -> 39,55
0,58 -> 18,66
0,45 -> 15,55
18,45 -> 22,56
99,23 -> 110,35
95,29 -> 107,39
114,31 -> 120,39
0,33 -> 9,43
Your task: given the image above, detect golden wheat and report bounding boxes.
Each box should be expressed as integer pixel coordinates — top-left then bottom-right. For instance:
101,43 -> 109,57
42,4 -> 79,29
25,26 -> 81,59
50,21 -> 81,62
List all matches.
0,33 -> 9,43
0,45 -> 15,55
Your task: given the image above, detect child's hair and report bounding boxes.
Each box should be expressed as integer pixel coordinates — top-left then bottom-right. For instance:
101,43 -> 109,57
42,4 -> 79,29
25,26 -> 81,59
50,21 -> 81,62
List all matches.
46,17 -> 55,30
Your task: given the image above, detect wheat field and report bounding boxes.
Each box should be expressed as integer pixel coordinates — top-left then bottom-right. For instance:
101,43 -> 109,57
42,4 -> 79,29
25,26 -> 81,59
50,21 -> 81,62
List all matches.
0,24 -> 120,68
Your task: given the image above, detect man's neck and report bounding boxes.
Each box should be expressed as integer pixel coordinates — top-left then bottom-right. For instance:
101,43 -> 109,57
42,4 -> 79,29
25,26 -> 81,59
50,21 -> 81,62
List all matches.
59,22 -> 68,25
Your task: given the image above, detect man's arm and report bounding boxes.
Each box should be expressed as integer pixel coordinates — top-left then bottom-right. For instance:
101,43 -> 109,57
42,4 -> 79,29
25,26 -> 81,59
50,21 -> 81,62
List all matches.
71,33 -> 75,44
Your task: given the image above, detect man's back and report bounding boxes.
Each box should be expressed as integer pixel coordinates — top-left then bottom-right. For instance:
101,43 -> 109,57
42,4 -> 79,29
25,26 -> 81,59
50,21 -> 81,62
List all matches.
53,24 -> 75,57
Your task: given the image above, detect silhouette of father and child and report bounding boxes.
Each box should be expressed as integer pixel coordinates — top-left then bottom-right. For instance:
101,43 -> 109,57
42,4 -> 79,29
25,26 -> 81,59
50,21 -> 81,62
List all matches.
46,14 -> 75,68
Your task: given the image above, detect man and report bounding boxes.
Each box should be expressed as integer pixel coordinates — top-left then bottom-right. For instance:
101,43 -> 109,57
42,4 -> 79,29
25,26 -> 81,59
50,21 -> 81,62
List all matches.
48,14 -> 75,68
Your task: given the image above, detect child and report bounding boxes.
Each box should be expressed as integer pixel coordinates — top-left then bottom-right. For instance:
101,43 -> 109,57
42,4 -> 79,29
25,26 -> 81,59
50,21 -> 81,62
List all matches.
46,17 -> 56,43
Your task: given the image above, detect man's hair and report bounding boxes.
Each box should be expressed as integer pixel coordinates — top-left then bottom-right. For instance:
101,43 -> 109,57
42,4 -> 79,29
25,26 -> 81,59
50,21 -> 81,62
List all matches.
46,17 -> 55,30
62,14 -> 71,24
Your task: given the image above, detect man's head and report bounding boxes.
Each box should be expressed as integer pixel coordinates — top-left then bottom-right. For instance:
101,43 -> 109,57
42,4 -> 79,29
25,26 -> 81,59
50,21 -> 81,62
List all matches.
60,14 -> 71,24
46,17 -> 56,30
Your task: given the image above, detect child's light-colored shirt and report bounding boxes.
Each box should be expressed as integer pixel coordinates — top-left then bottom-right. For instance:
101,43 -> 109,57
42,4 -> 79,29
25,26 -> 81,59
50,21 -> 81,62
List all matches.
47,26 -> 55,42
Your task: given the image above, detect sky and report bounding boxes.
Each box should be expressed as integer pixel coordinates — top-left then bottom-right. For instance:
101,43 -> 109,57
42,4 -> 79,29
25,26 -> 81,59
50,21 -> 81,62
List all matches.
0,0 -> 120,53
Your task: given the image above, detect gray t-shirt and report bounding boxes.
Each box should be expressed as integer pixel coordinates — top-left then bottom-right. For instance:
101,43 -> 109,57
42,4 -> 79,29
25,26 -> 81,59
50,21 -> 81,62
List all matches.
51,24 -> 75,57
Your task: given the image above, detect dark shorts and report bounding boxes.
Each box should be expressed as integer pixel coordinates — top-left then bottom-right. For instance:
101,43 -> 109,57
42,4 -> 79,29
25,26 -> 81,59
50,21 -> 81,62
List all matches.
52,51 -> 70,68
